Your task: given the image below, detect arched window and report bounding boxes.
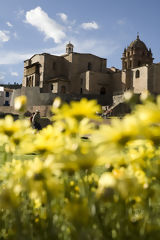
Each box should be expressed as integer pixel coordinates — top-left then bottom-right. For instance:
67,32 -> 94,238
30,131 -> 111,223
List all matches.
136,70 -> 140,78
129,60 -> 132,68
60,85 -> 66,94
28,77 -> 32,87
31,76 -> 34,86
26,77 -> 29,86
100,87 -> 106,95
88,62 -> 92,70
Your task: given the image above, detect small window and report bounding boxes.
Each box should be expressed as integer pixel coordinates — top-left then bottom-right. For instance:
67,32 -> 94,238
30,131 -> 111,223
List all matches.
100,87 -> 106,95
136,70 -> 140,78
36,65 -> 40,74
88,62 -> 92,70
26,77 -> 29,86
51,84 -> 54,91
80,88 -> 83,94
129,60 -> 132,68
138,61 -> 141,67
27,76 -> 32,87
4,101 -> 9,106
5,92 -> 9,97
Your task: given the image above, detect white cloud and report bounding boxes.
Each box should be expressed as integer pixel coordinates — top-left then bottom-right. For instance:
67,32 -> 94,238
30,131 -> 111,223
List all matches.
81,21 -> 99,30
74,39 -> 119,57
0,30 -> 10,42
6,22 -> 13,27
11,72 -> 19,77
45,38 -> 119,58
0,36 -> 119,66
25,6 -> 66,43
0,51 -> 32,65
57,13 -> 68,23
43,44 -> 66,56
117,19 -> 126,25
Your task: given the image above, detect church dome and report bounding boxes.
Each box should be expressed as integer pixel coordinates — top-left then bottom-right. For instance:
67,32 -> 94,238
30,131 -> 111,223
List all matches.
128,34 -> 147,50
122,34 -> 153,70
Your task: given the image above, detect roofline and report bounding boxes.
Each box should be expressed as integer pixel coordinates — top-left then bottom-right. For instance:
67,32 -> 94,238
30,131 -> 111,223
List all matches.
62,52 -> 106,60
24,53 -> 64,62
24,51 -> 107,62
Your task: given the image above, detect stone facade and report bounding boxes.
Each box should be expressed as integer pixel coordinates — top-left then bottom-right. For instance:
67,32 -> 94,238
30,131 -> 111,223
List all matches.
15,35 -> 160,110
120,34 -> 160,96
22,48 -> 113,97
0,87 -> 13,106
121,34 -> 153,70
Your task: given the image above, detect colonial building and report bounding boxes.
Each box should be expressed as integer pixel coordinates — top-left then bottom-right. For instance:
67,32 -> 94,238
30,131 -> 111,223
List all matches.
121,34 -> 153,70
11,34 -> 160,109
0,87 -> 13,106
121,35 -> 160,95
22,42 -> 118,97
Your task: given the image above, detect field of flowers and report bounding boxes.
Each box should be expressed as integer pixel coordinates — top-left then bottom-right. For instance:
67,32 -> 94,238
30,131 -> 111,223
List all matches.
0,93 -> 160,240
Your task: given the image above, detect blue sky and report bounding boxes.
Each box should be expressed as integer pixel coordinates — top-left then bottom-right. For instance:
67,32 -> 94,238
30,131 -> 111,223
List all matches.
0,0 -> 160,84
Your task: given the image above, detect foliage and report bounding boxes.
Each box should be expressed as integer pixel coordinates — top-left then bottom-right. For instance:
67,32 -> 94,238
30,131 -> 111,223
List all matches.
0,95 -> 160,239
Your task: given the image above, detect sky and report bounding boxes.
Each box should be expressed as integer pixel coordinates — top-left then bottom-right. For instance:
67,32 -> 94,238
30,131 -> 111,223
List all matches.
0,0 -> 160,84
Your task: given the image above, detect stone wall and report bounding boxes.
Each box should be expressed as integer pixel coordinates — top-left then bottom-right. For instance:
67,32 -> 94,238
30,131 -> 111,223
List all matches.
112,71 -> 123,92
0,105 -> 51,117
64,53 -> 107,94
149,63 -> 160,94
132,66 -> 148,93
80,71 -> 111,94
11,87 -> 113,109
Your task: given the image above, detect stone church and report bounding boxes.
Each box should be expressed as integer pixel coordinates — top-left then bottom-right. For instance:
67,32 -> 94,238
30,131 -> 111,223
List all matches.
11,34 -> 160,108
121,34 -> 160,95
22,42 -> 116,96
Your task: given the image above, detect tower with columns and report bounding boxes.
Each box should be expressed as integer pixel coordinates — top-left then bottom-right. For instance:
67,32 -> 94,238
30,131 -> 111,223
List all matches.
121,34 -> 154,70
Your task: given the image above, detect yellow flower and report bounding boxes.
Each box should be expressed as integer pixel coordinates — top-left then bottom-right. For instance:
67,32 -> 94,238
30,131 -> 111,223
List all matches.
74,186 -> 80,192
70,181 -> 75,186
14,95 -> 27,112
52,98 -> 100,121
33,125 -> 64,155
35,218 -> 39,223
0,115 -> 34,153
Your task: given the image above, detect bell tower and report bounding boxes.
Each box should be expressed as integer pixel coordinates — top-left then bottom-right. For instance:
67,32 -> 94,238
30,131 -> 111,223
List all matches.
122,34 -> 154,70
66,42 -> 74,54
